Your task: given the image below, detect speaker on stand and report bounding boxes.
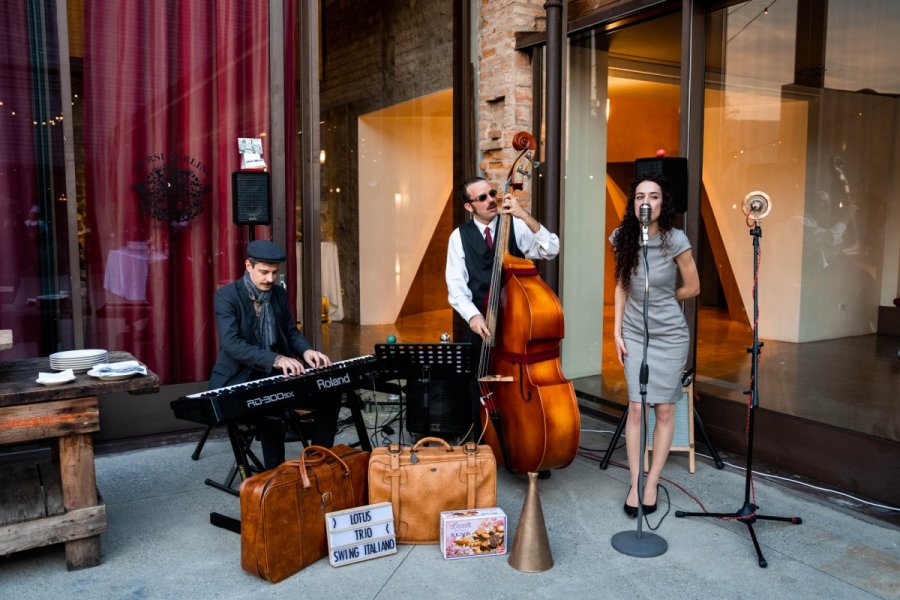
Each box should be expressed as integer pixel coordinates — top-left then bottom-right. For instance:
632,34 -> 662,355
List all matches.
232,171 -> 271,241
635,155 -> 688,213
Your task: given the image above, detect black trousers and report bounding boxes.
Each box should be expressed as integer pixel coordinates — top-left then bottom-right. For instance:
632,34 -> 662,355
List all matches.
252,391 -> 343,469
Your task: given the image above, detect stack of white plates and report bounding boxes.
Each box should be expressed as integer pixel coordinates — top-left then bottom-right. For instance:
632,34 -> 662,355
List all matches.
49,349 -> 108,373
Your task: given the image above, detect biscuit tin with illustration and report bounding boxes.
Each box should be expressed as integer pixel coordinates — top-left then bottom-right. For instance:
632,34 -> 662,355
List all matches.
439,507 -> 507,559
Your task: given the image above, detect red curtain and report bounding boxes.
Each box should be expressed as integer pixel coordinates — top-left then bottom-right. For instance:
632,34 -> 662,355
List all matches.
83,0 -> 270,384
285,1 -> 298,316
0,1 -> 39,358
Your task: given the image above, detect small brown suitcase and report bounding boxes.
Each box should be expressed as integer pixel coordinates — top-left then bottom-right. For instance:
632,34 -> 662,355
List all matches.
240,444 -> 370,582
368,437 -> 496,544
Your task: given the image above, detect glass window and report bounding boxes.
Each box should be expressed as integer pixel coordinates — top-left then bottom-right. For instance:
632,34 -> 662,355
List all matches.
564,13 -> 683,383
76,1 -> 272,384
702,0 -> 898,433
316,1 -> 453,341
0,1 -> 74,358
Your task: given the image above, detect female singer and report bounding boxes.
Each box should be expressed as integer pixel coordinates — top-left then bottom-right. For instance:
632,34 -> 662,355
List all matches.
611,173 -> 700,517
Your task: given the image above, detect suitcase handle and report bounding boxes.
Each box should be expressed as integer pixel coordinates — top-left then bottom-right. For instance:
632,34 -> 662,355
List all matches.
411,436 -> 454,452
299,445 -> 350,489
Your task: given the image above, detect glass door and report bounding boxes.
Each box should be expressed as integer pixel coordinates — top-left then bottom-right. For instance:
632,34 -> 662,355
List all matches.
563,11 -> 683,389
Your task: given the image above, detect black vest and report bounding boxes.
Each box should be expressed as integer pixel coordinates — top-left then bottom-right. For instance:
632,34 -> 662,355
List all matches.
460,218 -> 524,313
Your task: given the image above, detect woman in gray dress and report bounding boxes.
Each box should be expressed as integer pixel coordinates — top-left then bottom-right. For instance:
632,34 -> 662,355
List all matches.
611,174 -> 700,517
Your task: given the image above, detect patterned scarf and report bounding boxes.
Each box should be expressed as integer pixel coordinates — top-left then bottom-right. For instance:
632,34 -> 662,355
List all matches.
243,272 -> 276,349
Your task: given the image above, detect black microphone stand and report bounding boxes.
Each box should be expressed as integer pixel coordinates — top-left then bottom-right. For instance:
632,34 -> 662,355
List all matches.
675,221 -> 801,567
612,229 -> 667,558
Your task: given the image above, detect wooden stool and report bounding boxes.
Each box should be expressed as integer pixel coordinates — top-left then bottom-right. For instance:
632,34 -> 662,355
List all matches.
645,383 -> 696,473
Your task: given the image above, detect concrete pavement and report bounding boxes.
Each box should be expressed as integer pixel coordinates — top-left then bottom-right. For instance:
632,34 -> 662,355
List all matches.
1,412 -> 897,599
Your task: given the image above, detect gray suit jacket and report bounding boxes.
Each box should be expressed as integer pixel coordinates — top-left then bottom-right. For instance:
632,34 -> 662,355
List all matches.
209,279 -> 312,389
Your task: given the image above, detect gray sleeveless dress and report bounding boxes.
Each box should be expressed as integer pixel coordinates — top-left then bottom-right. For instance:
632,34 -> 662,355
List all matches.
614,228 -> 692,405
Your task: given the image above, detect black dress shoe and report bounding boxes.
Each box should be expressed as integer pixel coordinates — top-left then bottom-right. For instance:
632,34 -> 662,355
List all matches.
642,502 -> 657,515
537,470 -> 551,480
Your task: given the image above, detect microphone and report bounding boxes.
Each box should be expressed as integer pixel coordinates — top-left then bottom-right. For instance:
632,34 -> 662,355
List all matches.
741,191 -> 772,222
639,203 -> 651,244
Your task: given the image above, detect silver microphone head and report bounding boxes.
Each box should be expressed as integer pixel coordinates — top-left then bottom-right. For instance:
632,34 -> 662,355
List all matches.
639,203 -> 651,227
742,191 -> 772,221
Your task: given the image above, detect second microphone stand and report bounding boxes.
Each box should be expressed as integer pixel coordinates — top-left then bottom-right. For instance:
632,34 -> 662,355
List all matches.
611,229 -> 667,558
675,222 -> 801,567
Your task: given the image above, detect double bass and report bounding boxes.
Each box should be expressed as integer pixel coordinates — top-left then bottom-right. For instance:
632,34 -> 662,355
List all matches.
477,131 -> 580,474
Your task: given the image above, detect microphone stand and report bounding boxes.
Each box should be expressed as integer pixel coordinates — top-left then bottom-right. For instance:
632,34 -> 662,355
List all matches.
675,222 -> 801,567
612,230 -> 667,558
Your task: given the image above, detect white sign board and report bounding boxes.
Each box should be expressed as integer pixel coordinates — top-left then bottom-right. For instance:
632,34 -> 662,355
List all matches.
326,502 -> 397,567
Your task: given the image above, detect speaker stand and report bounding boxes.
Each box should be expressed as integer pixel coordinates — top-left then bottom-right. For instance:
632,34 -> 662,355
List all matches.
419,367 -> 433,436
376,342 -> 473,438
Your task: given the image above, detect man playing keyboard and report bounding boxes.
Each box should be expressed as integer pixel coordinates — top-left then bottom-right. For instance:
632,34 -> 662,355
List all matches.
210,239 -> 341,469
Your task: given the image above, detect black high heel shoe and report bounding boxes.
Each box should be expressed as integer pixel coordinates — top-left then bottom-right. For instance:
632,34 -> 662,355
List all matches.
642,485 -> 658,515
623,487 -> 639,518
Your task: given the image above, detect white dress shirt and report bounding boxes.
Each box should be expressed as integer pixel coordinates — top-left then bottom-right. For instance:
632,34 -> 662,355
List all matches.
445,216 -> 560,323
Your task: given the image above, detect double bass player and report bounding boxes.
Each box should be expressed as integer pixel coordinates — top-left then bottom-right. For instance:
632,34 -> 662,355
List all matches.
445,175 -> 560,475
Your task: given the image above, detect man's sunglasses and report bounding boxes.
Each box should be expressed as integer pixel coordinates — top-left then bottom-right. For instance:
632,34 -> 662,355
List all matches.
469,189 -> 498,203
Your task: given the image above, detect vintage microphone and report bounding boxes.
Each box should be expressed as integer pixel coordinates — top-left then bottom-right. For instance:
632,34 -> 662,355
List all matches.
640,202 -> 651,244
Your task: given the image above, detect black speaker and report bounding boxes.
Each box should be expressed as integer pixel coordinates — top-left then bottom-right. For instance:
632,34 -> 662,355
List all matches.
232,171 -> 271,225
635,156 -> 688,213
405,379 -> 471,435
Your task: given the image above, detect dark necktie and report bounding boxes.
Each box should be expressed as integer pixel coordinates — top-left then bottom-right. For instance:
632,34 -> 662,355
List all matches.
484,226 -> 494,250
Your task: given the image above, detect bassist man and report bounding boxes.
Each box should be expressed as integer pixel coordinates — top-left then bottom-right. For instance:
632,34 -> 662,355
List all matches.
445,176 -> 560,458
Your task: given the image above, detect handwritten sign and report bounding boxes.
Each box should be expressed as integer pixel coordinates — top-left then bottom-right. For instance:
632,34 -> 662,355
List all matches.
326,502 -> 397,567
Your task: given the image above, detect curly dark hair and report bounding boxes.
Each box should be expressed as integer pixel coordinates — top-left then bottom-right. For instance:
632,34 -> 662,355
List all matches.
612,173 -> 677,293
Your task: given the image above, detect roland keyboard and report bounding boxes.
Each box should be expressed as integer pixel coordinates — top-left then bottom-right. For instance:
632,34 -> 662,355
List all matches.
171,354 -> 380,426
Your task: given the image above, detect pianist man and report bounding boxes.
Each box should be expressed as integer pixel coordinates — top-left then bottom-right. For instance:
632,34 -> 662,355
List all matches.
210,239 -> 342,469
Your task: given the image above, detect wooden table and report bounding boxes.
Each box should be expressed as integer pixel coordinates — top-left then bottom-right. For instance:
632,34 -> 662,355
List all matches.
0,351 -> 159,569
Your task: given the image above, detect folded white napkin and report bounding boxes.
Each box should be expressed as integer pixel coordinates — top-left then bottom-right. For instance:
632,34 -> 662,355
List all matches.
37,369 -> 76,384
92,361 -> 148,376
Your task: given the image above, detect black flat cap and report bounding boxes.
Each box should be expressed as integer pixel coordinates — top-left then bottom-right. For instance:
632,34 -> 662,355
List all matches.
247,240 -> 286,262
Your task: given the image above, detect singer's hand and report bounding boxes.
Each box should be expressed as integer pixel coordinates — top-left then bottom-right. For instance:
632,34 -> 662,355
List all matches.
614,333 -> 627,366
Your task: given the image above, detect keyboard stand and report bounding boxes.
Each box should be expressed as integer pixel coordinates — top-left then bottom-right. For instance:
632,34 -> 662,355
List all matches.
345,391 -> 373,452
205,422 -> 264,496
191,424 -> 213,460
204,382 -> 378,534
207,422 -> 264,534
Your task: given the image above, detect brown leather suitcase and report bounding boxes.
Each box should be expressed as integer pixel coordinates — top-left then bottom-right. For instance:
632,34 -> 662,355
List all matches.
240,444 -> 370,582
368,437 -> 496,544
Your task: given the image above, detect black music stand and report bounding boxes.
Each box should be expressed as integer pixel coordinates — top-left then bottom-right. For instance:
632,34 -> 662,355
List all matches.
375,343 -> 472,437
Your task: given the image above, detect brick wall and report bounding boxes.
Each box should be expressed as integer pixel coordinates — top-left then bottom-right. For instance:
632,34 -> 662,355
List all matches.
477,0 -> 545,202
315,0 -> 553,323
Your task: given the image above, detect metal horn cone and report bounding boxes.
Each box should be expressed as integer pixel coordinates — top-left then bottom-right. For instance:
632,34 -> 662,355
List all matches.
508,472 -> 554,572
